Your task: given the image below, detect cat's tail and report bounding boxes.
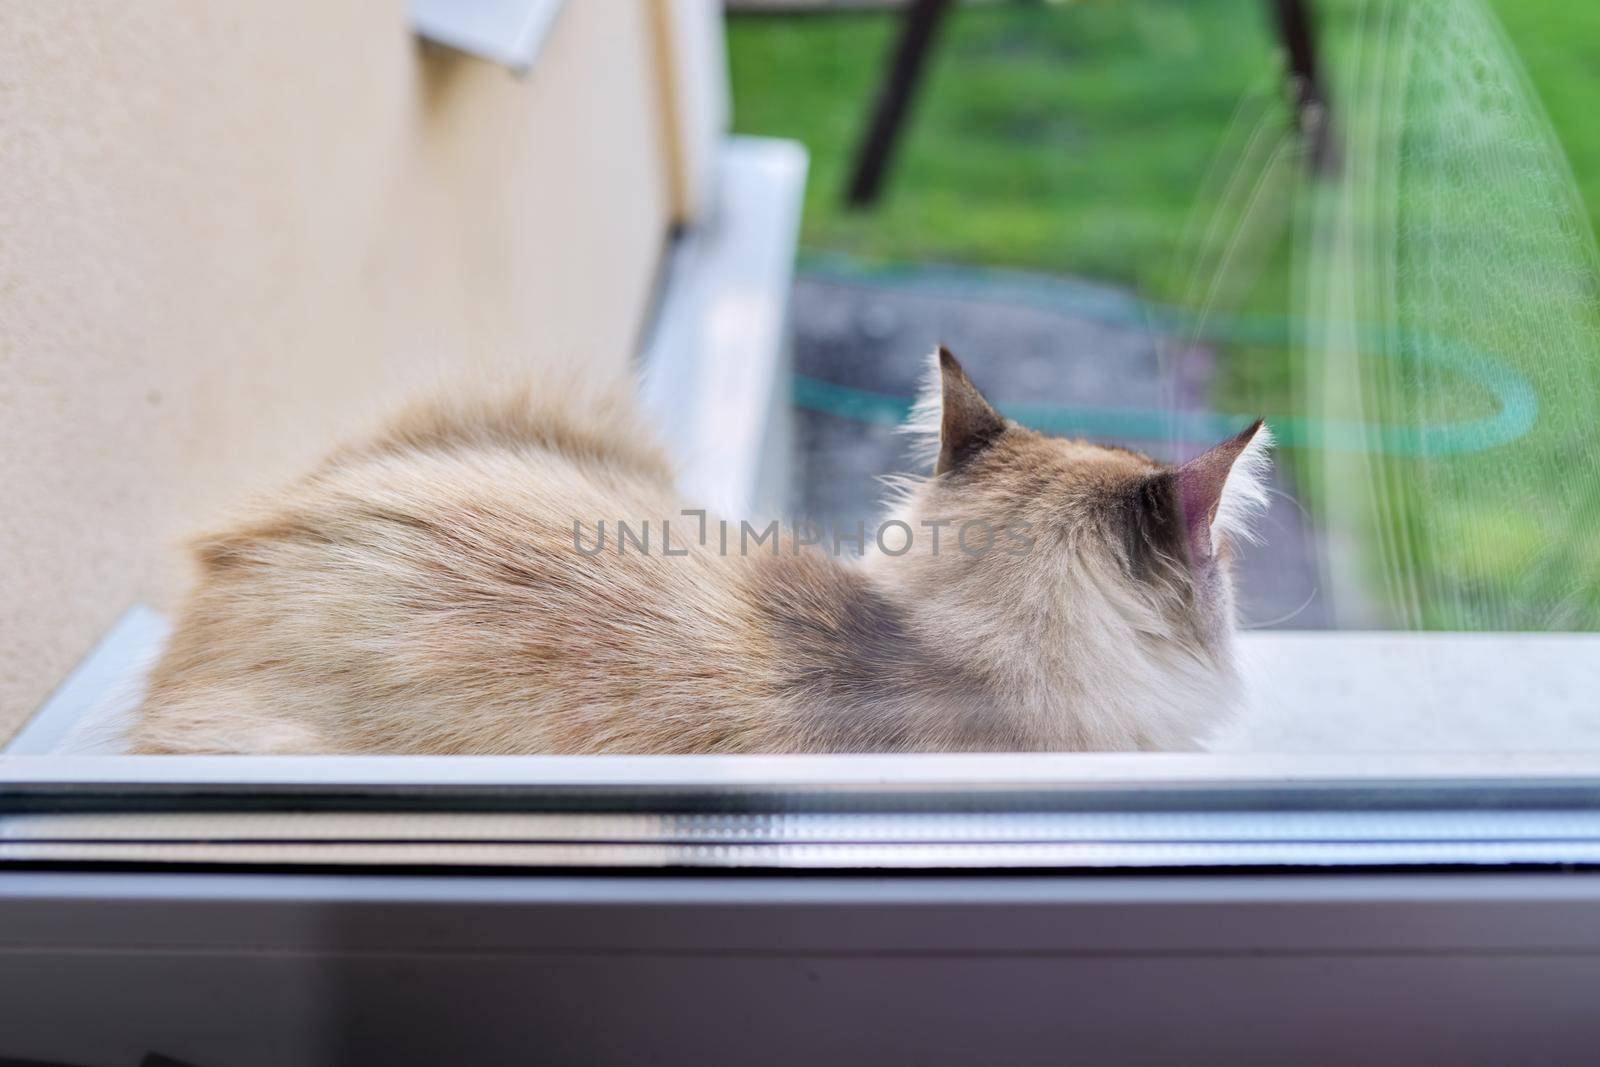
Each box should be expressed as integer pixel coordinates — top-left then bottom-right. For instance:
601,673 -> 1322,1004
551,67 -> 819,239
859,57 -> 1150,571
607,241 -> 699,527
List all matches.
129,681 -> 336,755
331,370 -> 676,486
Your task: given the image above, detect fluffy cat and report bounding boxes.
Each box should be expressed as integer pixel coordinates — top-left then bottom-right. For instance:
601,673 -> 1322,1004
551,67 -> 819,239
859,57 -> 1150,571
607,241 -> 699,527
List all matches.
130,348 -> 1270,754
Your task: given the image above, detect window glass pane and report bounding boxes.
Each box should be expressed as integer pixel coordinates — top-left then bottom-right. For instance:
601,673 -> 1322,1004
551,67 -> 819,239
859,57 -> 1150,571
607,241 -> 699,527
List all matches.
728,0 -> 1600,756
7,0 -> 1600,807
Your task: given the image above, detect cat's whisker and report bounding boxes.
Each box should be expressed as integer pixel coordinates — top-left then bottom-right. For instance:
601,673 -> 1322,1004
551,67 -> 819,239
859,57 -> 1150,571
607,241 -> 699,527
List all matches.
1242,585 -> 1320,631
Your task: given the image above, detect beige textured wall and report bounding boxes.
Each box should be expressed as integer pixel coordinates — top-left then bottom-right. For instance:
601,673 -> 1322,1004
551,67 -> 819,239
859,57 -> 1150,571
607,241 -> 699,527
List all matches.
0,1 -> 675,739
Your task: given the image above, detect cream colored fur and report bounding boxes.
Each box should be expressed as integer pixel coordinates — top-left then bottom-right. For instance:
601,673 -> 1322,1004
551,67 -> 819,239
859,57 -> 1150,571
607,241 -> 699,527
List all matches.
874,352 -> 1265,750
131,356 -> 1269,755
1212,424 -> 1274,553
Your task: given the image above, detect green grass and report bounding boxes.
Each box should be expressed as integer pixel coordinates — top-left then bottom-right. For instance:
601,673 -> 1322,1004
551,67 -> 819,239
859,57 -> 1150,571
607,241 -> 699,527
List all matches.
729,0 -> 1600,630
728,1 -> 1283,288
729,0 -> 1600,290
1490,0 -> 1600,222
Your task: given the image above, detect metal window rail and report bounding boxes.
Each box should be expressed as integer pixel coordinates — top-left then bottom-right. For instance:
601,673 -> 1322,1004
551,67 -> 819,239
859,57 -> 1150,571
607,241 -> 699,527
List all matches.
6,756 -> 1600,871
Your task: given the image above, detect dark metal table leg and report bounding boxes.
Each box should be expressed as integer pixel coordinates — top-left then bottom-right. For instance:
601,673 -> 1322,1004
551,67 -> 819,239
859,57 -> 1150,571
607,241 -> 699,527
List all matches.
1270,0 -> 1337,173
845,0 -> 954,208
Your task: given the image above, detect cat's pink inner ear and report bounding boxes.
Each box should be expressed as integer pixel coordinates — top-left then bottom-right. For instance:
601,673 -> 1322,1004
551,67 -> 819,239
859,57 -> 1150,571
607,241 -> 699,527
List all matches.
1175,419 -> 1264,561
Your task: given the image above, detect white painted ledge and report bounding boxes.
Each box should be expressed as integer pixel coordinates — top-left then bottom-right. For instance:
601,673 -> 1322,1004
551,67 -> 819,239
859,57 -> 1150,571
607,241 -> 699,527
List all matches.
5,605 -> 167,757
1218,630 -> 1600,753
639,136 -> 808,520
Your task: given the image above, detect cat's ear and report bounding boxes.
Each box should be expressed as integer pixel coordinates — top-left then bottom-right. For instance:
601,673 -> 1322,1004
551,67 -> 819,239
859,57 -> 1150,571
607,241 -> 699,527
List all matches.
906,346 -> 1007,475
1171,420 -> 1273,562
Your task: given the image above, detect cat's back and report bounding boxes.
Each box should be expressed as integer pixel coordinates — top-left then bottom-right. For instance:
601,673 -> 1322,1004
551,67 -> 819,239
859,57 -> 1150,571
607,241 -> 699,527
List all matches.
191,376 -> 687,605
132,380 -> 777,755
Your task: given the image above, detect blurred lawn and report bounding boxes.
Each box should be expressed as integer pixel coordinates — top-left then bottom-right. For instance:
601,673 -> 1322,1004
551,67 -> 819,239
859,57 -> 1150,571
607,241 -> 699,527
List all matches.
728,0 -> 1600,629
727,0 -> 1279,287
728,0 -> 1600,290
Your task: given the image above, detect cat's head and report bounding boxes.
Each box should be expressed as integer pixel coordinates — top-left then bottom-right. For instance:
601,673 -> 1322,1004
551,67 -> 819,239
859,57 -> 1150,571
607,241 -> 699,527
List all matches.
869,347 -> 1271,745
